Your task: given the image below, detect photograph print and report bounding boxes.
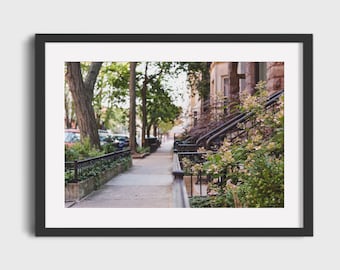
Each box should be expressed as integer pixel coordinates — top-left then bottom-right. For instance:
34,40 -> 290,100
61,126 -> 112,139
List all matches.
64,61 -> 285,209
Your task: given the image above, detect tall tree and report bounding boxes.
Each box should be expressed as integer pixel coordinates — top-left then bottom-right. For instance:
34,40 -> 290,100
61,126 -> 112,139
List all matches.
92,62 -> 130,130
146,77 -> 181,137
129,62 -> 137,153
64,81 -> 77,128
141,63 -> 149,147
65,62 -> 103,148
177,62 -> 211,100
138,62 -> 176,146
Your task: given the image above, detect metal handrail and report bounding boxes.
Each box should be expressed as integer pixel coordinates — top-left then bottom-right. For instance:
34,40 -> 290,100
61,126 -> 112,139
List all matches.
206,90 -> 284,148
172,153 -> 190,208
195,112 -> 243,146
76,149 -> 130,165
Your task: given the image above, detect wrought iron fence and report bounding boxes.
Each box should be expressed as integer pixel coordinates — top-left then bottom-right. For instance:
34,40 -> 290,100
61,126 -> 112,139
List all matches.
65,149 -> 131,182
173,152 -> 214,198
172,153 -> 190,207
206,89 -> 283,149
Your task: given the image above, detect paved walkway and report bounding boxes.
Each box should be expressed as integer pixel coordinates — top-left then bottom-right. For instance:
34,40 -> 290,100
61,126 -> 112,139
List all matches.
71,139 -> 174,208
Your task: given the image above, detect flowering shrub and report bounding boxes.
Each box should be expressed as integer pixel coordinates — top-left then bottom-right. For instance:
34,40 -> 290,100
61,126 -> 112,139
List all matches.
187,82 -> 284,208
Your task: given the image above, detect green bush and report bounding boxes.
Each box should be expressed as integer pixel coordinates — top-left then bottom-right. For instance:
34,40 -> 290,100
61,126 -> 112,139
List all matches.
65,156 -> 132,183
102,142 -> 117,154
136,146 -> 150,154
65,137 -> 104,162
187,82 -> 284,208
65,145 -> 80,161
190,194 -> 233,208
237,151 -> 284,207
65,136 -> 131,183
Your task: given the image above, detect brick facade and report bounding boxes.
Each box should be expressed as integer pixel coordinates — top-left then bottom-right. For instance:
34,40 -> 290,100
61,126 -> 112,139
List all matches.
266,62 -> 284,93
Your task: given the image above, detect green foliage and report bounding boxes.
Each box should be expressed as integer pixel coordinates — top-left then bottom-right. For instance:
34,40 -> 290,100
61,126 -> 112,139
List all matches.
190,194 -> 232,208
67,61 -> 184,138
136,146 -> 150,154
65,62 -> 130,131
65,134 -> 132,184
102,142 -> 117,154
136,62 -> 182,134
159,121 -> 176,134
65,136 -> 118,162
177,62 -> 210,99
93,62 -> 130,129
146,84 -> 181,129
186,82 -> 284,208
64,156 -> 131,184
65,137 -> 104,162
237,151 -> 284,207
65,145 -> 80,161
64,170 -> 75,183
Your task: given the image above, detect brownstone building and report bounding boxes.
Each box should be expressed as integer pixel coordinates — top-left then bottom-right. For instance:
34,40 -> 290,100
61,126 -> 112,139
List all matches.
188,62 -> 284,133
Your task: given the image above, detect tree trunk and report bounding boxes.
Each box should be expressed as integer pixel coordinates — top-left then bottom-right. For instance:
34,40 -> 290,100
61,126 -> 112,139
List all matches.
153,124 -> 157,137
65,62 -> 102,148
64,92 -> 71,128
141,63 -> 148,147
129,62 -> 137,153
146,124 -> 152,138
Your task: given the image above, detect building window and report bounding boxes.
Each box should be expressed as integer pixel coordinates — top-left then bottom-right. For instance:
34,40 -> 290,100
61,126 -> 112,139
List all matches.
222,76 -> 229,97
238,62 -> 246,92
259,62 -> 267,81
255,62 -> 267,82
193,111 -> 198,127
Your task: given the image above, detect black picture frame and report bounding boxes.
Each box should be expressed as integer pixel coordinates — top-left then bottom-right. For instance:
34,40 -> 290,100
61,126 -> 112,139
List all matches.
35,34 -> 313,236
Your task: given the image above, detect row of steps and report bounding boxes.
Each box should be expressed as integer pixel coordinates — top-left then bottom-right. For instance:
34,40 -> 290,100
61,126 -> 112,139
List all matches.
174,89 -> 284,152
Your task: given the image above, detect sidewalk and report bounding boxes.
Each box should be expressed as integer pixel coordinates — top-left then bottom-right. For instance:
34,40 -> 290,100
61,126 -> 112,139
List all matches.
71,139 -> 174,208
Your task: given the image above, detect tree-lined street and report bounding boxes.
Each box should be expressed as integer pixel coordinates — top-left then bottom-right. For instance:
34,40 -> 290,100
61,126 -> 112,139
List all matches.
64,61 -> 285,208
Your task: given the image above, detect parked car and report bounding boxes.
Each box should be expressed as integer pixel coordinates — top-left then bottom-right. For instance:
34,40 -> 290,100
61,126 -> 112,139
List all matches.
64,129 -> 80,147
112,134 -> 129,149
99,134 -> 120,148
97,129 -> 119,148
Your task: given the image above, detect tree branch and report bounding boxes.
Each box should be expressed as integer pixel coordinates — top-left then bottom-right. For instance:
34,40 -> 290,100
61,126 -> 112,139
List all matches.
84,62 -> 103,92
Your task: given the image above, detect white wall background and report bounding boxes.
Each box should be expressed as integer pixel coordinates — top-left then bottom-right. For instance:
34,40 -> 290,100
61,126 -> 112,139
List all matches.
0,0 -> 338,269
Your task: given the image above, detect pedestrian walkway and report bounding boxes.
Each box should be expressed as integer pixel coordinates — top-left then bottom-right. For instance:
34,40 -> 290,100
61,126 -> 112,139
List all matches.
71,139 -> 174,208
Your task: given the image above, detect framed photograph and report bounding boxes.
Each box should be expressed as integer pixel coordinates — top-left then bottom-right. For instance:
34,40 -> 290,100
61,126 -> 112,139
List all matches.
36,34 -> 313,236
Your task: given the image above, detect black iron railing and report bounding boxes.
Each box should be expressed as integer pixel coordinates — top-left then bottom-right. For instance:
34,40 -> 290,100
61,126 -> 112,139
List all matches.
173,152 -> 215,199
206,89 -> 284,149
172,153 -> 190,208
173,90 -> 284,206
65,149 -> 131,182
174,90 -> 284,152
